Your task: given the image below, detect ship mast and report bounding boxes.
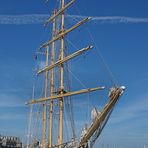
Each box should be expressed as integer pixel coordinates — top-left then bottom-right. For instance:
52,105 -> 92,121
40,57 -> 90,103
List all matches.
48,10 -> 56,148
26,1 -> 126,147
43,46 -> 49,148
59,0 -> 65,147
27,0 -> 106,147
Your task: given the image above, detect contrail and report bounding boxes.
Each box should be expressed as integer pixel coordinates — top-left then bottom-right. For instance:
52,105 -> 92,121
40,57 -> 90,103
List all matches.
0,14 -> 49,25
0,14 -> 148,25
68,15 -> 148,24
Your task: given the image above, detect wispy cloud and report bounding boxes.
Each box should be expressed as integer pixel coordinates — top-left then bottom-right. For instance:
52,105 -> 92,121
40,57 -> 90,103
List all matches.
0,93 -> 25,107
109,95 -> 148,124
0,14 -> 49,25
0,114 -> 25,120
0,14 -> 148,25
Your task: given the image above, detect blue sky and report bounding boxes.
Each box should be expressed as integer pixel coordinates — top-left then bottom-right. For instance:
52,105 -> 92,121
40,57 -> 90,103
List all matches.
0,0 -> 148,147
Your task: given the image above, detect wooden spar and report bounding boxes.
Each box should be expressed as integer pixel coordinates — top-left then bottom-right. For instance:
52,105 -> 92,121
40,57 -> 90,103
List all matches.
48,11 -> 56,148
28,87 -> 105,104
59,0 -> 65,147
27,87 -> 105,104
39,17 -> 91,50
37,45 -> 93,74
42,46 -> 49,148
51,87 -> 105,99
79,87 -> 125,146
45,0 -> 75,26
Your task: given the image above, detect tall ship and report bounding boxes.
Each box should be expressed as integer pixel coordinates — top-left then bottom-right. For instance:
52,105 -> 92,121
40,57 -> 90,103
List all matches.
26,0 -> 126,148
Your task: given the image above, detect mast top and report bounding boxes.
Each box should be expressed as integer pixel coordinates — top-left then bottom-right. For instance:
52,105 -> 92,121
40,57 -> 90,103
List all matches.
45,0 -> 76,26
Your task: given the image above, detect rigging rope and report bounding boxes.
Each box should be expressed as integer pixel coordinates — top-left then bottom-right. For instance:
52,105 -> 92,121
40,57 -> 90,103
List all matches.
27,73 -> 40,145
73,2 -> 119,86
65,38 -> 80,51
61,19 -> 77,140
67,67 -> 87,89
64,46 -> 76,140
86,27 -> 119,86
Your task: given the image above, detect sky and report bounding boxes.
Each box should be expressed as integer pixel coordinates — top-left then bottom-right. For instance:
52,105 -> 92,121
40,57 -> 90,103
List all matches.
0,0 -> 148,148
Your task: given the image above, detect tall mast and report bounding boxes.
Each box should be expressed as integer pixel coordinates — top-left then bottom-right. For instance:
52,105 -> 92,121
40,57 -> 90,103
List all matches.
59,0 -> 65,147
48,11 -> 56,148
26,1 -> 126,147
27,0 -> 94,146
43,46 -> 49,148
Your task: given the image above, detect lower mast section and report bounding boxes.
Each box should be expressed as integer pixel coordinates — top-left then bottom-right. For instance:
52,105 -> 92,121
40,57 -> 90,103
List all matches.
59,0 -> 65,147
48,10 -> 56,148
43,46 -> 49,148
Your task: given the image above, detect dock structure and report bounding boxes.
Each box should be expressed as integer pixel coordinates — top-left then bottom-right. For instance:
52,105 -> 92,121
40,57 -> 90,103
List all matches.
0,135 -> 22,148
